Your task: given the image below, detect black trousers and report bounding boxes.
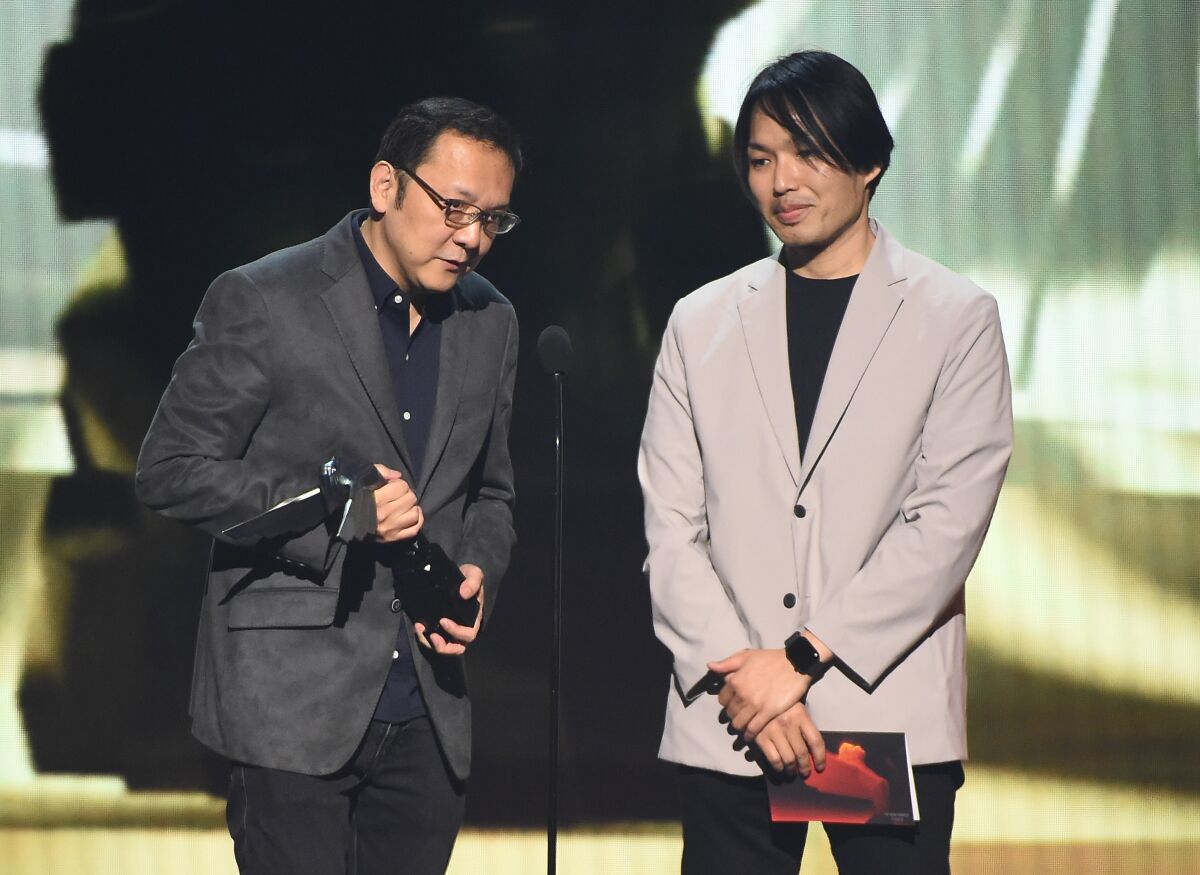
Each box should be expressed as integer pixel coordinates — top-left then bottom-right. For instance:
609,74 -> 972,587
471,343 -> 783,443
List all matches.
679,761 -> 964,875
226,717 -> 465,875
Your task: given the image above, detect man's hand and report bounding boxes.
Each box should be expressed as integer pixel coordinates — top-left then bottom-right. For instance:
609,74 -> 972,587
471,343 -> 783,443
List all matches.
414,564 -> 484,656
710,648 -> 809,741
751,702 -> 826,776
373,464 -> 423,542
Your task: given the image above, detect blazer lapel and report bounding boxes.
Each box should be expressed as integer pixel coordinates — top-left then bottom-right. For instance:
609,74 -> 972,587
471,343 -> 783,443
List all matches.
800,220 -> 906,490
417,290 -> 471,495
320,252 -> 415,479
738,259 -> 801,486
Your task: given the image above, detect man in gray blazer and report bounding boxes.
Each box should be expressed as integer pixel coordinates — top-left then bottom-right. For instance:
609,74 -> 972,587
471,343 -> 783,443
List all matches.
136,97 -> 522,875
639,52 -> 1012,874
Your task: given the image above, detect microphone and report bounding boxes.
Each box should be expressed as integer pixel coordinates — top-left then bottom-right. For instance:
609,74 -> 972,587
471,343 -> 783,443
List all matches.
537,324 -> 571,875
537,325 -> 574,376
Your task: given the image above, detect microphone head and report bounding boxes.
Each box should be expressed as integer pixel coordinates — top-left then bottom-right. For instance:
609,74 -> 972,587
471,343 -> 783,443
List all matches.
537,325 -> 574,375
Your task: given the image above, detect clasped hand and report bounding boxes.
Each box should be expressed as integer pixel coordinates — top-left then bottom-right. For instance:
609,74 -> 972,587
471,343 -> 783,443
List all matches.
710,648 -> 826,776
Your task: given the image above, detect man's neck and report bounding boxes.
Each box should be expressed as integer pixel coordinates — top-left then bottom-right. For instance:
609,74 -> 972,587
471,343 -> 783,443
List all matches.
360,216 -> 428,332
785,215 -> 875,280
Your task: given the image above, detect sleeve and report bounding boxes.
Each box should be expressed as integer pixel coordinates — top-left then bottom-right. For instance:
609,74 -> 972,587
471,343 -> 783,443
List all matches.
806,294 -> 1014,686
456,304 -> 518,626
638,307 -> 753,701
134,269 -> 333,572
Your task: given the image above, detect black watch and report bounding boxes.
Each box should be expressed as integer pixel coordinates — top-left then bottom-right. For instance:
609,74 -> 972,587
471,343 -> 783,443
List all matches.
784,631 -> 828,680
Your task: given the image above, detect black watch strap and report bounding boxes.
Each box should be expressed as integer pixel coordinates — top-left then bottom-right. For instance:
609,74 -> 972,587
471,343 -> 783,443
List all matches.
784,631 -> 828,680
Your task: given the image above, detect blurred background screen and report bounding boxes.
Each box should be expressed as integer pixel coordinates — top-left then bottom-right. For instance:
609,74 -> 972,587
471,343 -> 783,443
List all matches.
1,1 -> 1196,872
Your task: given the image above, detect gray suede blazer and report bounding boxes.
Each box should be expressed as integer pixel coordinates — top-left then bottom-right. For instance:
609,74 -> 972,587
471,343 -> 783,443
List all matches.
136,212 -> 517,780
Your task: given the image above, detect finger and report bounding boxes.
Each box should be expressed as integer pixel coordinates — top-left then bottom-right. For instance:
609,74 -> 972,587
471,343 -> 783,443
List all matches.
430,632 -> 465,656
769,728 -> 801,772
375,488 -> 415,528
794,747 -> 813,779
374,484 -> 410,509
391,507 -> 424,541
439,618 -> 478,645
745,709 -> 776,741
780,716 -> 809,776
707,651 -> 748,674
729,706 -> 752,735
373,464 -> 403,481
376,479 -> 415,506
378,502 -> 420,536
459,573 -> 482,600
413,622 -> 431,649
800,721 -> 827,772
756,736 -> 785,772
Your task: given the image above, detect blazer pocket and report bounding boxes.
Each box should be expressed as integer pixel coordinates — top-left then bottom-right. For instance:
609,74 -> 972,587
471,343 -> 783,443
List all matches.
227,587 -> 340,630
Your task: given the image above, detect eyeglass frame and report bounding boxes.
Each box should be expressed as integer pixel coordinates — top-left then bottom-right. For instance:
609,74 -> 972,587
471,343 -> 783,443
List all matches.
394,164 -> 521,236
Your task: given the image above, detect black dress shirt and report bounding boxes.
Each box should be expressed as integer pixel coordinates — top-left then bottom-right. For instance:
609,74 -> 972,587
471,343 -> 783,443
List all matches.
352,210 -> 449,723
785,271 -> 857,460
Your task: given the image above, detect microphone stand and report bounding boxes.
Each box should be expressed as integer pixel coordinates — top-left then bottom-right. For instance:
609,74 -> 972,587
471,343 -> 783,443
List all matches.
548,369 -> 564,875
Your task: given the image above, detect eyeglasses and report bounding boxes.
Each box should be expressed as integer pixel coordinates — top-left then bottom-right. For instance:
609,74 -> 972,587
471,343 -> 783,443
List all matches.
397,165 -> 521,236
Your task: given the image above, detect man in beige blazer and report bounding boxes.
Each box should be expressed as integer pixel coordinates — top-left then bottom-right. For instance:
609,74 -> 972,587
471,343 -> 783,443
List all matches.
639,51 -> 1012,874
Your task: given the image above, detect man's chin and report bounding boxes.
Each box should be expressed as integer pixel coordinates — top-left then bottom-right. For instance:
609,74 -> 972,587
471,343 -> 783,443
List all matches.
772,224 -> 822,248
415,277 -> 460,295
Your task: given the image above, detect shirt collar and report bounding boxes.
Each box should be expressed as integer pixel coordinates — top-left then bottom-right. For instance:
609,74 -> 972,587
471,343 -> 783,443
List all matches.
351,209 -> 456,322
351,209 -> 405,311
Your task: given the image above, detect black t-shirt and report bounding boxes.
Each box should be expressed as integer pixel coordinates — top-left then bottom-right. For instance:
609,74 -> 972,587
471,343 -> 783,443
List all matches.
785,271 -> 857,460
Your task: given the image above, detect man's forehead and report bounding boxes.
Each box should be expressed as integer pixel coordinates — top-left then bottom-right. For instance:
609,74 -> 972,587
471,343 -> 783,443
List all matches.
748,98 -> 843,164
420,132 -> 510,170
416,135 -> 514,202
748,109 -> 797,146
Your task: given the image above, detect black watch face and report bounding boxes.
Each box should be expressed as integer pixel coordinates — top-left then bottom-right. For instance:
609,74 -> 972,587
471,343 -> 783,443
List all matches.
787,635 -> 819,671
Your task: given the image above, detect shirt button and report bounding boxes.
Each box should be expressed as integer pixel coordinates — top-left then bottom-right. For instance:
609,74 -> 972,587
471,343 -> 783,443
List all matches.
390,598 -> 402,613
393,294 -> 404,304
402,411 -> 412,421
783,593 -> 797,609
392,650 -> 400,660
794,504 -> 807,518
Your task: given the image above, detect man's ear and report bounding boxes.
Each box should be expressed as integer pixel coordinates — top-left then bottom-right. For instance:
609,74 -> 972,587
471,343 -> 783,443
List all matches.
863,165 -> 882,190
368,161 -> 399,214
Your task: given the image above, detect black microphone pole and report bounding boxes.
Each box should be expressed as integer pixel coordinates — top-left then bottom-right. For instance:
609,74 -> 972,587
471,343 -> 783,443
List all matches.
537,326 -> 572,875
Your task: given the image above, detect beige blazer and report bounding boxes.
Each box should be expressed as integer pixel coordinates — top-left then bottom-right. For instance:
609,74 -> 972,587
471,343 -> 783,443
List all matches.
639,220 -> 1012,776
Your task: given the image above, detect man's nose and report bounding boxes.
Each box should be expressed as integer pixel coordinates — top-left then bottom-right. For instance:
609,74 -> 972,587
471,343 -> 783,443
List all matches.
452,220 -> 484,250
773,156 -> 803,195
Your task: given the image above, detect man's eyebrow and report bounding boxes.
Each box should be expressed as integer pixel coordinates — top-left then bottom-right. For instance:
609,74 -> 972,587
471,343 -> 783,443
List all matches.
446,184 -> 509,210
746,141 -> 771,152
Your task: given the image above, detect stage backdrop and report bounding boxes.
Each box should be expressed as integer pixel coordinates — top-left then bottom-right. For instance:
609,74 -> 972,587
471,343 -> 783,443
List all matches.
1,1 -> 1197,873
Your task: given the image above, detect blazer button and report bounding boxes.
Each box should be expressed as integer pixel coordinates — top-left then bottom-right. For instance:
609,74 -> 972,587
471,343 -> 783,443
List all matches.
783,593 -> 797,609
390,598 -> 402,613
793,504 -> 807,518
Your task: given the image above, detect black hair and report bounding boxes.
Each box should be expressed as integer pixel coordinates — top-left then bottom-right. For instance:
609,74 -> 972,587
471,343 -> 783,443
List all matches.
374,96 -> 523,199
732,50 -> 893,198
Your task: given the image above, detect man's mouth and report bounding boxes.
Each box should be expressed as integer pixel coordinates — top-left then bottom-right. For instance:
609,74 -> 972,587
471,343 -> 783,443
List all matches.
774,203 -> 812,224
